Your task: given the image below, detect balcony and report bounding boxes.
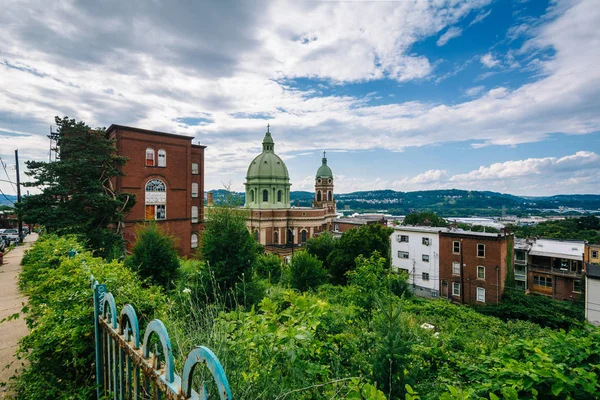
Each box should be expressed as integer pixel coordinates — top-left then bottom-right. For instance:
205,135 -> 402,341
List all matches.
515,272 -> 527,281
514,258 -> 527,266
529,264 -> 583,278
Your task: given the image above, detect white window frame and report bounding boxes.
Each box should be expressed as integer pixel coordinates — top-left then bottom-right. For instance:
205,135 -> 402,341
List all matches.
157,149 -> 166,167
191,233 -> 198,249
452,282 -> 460,296
453,241 -> 460,254
452,261 -> 461,276
398,251 -> 409,259
422,272 -> 430,281
592,250 -> 599,259
477,265 -> 485,280
477,287 -> 485,302
399,235 -> 409,243
191,206 -> 199,223
191,162 -> 199,175
145,179 -> 166,220
146,148 -> 155,167
422,237 -> 430,246
422,254 -> 429,262
191,182 -> 199,198
477,243 -> 485,258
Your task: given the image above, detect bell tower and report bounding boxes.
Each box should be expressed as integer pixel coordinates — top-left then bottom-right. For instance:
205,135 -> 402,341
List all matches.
313,151 -> 335,212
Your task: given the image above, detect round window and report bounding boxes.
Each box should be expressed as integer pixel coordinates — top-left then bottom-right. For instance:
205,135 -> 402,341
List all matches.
317,178 -> 322,184
328,179 -> 332,184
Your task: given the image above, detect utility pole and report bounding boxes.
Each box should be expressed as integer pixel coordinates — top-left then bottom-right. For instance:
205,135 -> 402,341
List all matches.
15,149 -> 23,243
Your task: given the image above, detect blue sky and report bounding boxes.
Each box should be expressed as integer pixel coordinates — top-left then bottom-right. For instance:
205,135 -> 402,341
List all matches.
1,0 -> 599,196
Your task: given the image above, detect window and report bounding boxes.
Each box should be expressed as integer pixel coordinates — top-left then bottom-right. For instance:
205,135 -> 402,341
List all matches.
250,190 -> 255,202
328,191 -> 332,201
477,244 -> 485,258
399,235 -> 409,243
593,250 -> 599,259
145,148 -> 155,167
533,275 -> 552,287
273,231 -> 279,244
422,254 -> 429,262
301,230 -> 307,243
453,241 -> 460,254
157,149 -> 166,167
262,189 -> 268,202
477,287 -> 485,302
191,233 -> 198,249
317,191 -> 322,201
191,183 -> 199,198
145,179 -> 166,220
452,282 -> 460,296
398,251 -> 409,259
334,224 -> 339,231
452,261 -> 461,275
477,266 -> 485,280
422,272 -> 430,281
191,206 -> 198,223
191,162 -> 199,174
573,279 -> 582,293
254,230 -> 259,241
277,190 -> 282,202
422,237 -> 430,246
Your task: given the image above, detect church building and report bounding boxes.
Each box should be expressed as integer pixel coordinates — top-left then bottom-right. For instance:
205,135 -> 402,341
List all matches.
244,127 -> 337,252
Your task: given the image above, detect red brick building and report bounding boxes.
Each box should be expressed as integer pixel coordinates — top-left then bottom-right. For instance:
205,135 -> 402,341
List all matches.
108,125 -> 204,256
439,230 -> 513,305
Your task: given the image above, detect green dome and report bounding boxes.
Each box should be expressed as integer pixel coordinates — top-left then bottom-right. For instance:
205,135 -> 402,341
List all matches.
316,153 -> 333,178
245,127 -> 291,209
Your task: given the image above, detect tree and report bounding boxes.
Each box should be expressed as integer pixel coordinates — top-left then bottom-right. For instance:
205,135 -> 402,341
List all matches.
402,212 -> 448,227
18,117 -> 135,256
327,224 -> 394,284
124,223 -> 179,288
290,250 -> 328,291
201,204 -> 262,290
305,231 -> 335,270
254,253 -> 283,283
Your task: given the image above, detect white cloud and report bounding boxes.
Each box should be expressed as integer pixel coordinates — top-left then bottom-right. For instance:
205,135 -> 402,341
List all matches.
465,85 -> 485,97
437,27 -> 463,46
469,10 -> 492,26
480,53 -> 501,68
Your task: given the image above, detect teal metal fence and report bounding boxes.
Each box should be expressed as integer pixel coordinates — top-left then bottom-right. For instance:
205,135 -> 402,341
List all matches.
92,276 -> 232,399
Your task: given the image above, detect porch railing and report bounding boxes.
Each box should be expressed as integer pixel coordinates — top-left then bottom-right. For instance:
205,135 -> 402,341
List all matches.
92,276 -> 232,399
529,264 -> 583,278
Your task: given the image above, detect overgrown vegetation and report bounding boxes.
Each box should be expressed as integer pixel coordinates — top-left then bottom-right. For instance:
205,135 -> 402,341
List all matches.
508,215 -> 600,243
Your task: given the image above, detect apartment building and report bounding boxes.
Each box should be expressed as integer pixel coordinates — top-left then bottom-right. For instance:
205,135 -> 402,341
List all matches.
391,226 -> 443,298
439,230 -> 513,305
527,239 -> 584,301
585,264 -> 600,326
585,243 -> 600,265
514,238 -> 530,291
108,125 -> 205,256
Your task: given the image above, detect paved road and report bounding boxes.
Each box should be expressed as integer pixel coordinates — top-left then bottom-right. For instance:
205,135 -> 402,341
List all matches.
0,233 -> 37,397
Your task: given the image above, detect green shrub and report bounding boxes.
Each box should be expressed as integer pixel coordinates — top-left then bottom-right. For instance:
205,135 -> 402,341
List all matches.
13,235 -> 166,399
290,251 -> 328,292
253,253 -> 283,283
124,223 -> 180,289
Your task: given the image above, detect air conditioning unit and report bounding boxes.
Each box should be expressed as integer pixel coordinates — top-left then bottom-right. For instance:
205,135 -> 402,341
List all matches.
422,238 -> 430,246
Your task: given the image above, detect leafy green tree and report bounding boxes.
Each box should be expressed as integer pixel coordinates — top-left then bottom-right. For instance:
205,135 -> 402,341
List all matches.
201,205 -> 262,290
124,223 -> 179,288
403,212 -> 448,227
18,116 -> 135,256
327,224 -> 394,284
254,253 -> 283,283
290,250 -> 328,291
305,231 -> 335,269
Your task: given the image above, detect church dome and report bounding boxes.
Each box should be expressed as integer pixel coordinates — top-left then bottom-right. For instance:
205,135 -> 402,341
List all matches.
316,152 -> 333,178
246,147 -> 289,180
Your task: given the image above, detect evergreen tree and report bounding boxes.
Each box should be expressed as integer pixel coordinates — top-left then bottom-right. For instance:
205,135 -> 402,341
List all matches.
18,117 -> 135,256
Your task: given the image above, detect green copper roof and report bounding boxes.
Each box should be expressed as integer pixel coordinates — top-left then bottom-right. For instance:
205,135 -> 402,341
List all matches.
246,128 -> 289,181
316,152 -> 333,178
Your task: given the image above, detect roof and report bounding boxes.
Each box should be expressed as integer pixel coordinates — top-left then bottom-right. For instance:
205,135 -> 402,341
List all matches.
528,239 -> 584,260
316,154 -> 333,178
393,225 -> 445,234
441,228 -> 506,238
514,238 -> 531,251
586,264 -> 600,279
108,124 -> 206,147
334,218 -> 369,225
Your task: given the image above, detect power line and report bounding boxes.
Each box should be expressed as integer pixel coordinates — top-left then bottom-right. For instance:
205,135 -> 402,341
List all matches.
0,156 -> 16,192
0,187 -> 15,204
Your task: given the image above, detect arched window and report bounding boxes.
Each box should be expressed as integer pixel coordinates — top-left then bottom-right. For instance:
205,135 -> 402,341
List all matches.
277,190 -> 282,202
145,148 -> 155,167
263,189 -> 268,202
191,182 -> 199,198
191,233 -> 198,249
328,191 -> 332,201
254,230 -> 259,241
301,230 -> 307,243
250,189 -> 255,202
191,206 -> 199,223
287,229 -> 294,244
273,231 -> 279,244
145,179 -> 166,220
157,149 -> 166,167
317,191 -> 321,202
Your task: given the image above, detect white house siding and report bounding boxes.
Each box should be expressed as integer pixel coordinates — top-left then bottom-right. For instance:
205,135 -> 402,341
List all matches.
391,226 -> 442,298
586,275 -> 600,326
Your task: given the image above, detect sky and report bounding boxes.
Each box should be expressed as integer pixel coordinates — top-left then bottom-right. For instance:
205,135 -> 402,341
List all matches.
1,0 -> 599,197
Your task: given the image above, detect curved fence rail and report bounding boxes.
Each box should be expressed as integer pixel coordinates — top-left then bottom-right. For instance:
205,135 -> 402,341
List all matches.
92,276 -> 232,399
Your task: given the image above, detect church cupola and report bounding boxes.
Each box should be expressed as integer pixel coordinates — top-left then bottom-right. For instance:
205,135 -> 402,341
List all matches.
314,151 -> 335,210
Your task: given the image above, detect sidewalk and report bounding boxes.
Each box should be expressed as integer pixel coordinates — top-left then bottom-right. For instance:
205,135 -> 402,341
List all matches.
0,233 -> 37,396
